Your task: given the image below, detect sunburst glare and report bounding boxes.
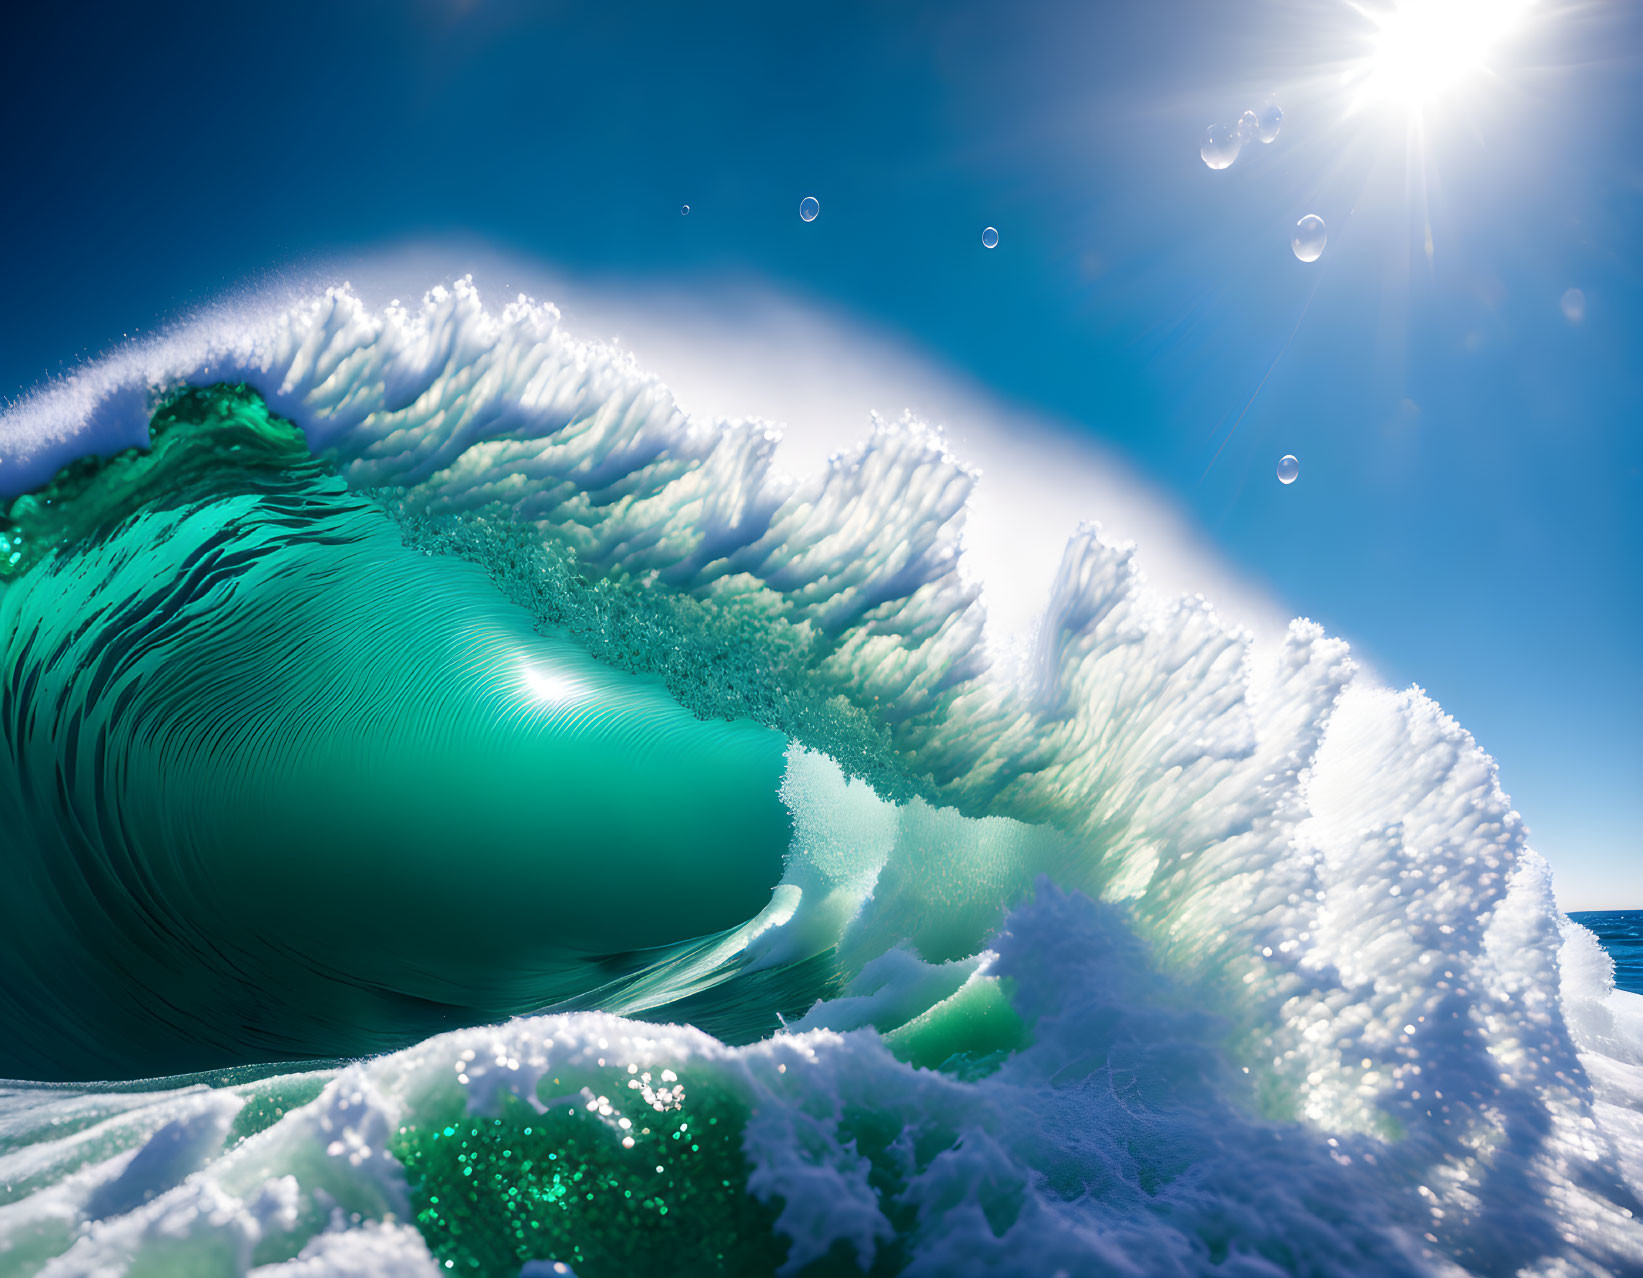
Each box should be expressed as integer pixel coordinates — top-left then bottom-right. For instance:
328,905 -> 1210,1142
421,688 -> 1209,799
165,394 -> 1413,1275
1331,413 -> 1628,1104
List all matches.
1351,0 -> 1535,110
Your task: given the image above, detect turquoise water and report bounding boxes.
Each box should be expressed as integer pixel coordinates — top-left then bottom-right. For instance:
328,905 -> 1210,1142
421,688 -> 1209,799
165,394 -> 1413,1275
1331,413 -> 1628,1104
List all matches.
0,285 -> 1640,1276
1,387 -> 794,1080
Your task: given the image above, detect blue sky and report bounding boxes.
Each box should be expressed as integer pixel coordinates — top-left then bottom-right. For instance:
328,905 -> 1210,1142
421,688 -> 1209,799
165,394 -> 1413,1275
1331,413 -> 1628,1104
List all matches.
3,0 -> 1638,907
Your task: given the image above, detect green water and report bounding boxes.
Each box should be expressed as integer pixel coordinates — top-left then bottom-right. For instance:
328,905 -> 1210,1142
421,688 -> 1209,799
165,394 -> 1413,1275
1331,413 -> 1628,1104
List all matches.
0,387 -> 794,1080
396,1078 -> 788,1276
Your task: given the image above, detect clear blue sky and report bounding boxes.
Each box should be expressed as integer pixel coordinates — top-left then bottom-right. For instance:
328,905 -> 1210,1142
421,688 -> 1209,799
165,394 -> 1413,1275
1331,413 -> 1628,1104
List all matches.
3,0 -> 1637,907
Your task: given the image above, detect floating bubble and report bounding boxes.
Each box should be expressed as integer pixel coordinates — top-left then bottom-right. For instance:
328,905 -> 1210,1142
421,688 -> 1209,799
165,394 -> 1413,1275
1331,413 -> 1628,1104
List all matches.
1277,454 -> 1300,485
1258,104 -> 1283,143
1561,288 -> 1585,323
1291,214 -> 1326,263
799,196 -> 820,222
680,204 -> 690,216
982,226 -> 999,249
1237,110 -> 1260,143
1200,124 -> 1241,170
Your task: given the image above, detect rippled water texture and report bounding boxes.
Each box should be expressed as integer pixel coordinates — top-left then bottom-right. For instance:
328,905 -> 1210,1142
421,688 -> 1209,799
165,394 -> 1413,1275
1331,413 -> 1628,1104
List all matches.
1,387 -> 802,1080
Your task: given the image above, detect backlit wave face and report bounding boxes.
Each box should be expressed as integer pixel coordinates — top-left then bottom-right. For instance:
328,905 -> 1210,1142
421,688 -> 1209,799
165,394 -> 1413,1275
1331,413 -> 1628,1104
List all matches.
0,278 -> 1639,1276
0,387 -> 794,1078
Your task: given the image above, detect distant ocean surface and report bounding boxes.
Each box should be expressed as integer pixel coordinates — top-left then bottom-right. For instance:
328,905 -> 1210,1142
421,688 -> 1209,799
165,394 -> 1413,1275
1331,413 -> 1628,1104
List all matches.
1571,909 -> 1643,995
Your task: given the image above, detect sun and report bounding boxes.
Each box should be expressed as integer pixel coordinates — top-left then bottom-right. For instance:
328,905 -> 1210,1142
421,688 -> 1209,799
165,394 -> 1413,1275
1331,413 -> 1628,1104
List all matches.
1353,0 -> 1534,109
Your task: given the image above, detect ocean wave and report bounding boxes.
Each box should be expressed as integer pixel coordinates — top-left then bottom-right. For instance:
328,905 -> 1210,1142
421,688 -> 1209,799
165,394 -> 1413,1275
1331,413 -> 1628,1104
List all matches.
1,276 -> 1639,1275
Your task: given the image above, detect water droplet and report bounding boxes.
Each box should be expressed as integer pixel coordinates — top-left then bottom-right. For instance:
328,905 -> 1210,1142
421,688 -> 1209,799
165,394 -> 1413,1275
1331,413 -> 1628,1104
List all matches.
1258,104 -> 1283,143
1291,214 -> 1327,262
1561,288 -> 1585,323
1237,110 -> 1260,142
680,204 -> 690,216
1277,454 -> 1300,485
981,226 -> 999,249
1200,124 -> 1241,170
799,196 -> 820,222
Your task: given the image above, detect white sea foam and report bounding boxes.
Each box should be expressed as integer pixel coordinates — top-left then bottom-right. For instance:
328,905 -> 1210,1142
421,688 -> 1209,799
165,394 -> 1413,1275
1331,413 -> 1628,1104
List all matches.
1,276 -> 1640,1274
3,940 -> 1640,1274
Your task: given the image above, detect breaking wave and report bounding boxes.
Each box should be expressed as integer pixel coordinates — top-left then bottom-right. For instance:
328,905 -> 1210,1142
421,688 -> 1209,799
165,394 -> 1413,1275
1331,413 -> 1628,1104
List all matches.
0,276 -> 1639,1276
